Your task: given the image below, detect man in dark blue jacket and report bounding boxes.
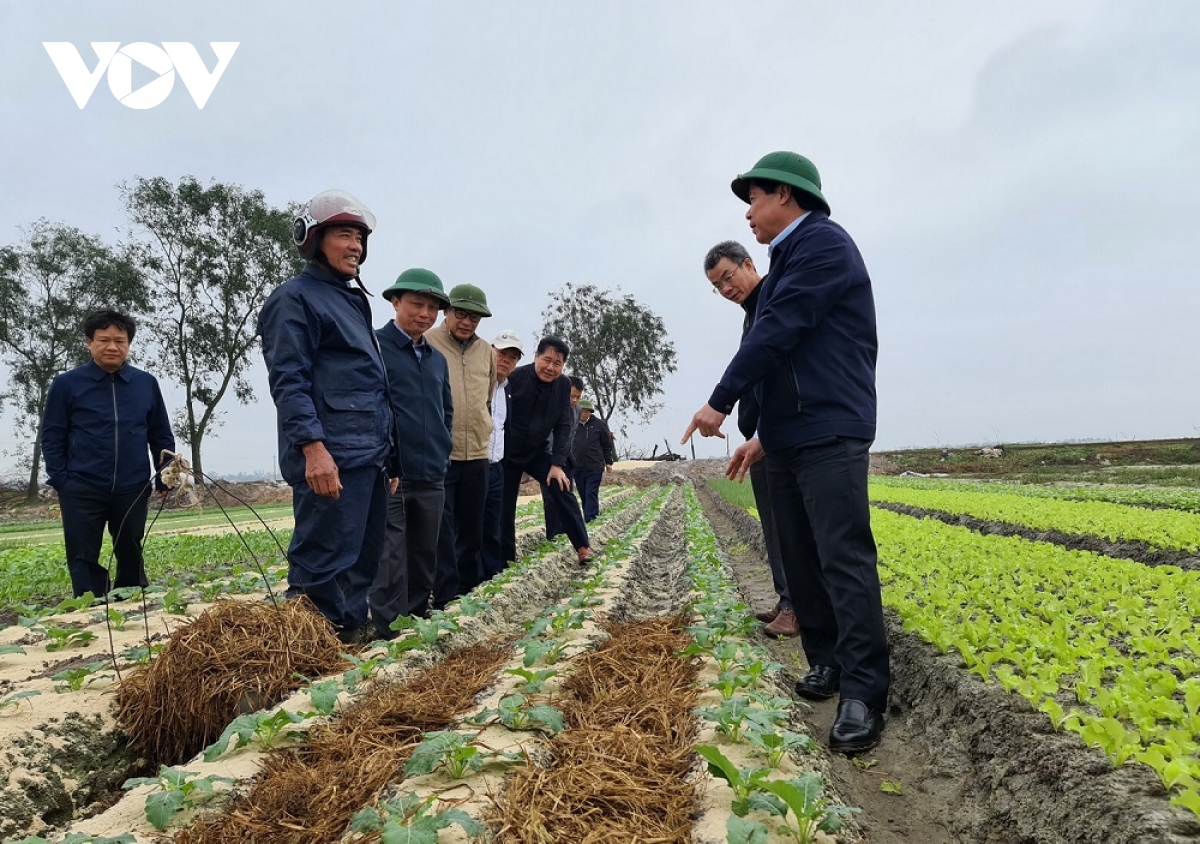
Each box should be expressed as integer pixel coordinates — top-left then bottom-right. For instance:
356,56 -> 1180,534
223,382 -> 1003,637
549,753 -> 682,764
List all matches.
501,337 -> 595,565
258,190 -> 396,643
570,399 -> 614,522
369,269 -> 453,636
41,310 -> 175,598
684,152 -> 889,753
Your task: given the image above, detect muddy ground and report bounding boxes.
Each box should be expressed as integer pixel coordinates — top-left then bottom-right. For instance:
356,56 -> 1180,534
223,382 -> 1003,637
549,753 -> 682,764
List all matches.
697,483 -> 1200,844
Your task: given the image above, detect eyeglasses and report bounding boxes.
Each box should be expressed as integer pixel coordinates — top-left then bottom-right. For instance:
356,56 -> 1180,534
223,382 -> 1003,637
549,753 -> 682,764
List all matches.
711,259 -> 745,294
451,308 -> 483,323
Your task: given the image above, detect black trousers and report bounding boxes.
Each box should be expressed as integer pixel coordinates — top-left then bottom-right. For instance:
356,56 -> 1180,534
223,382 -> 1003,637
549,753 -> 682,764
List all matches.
370,480 -> 444,637
749,458 -> 790,607
433,458 -> 488,608
58,479 -> 151,598
479,461 -> 507,579
766,437 -> 889,711
502,453 -> 589,562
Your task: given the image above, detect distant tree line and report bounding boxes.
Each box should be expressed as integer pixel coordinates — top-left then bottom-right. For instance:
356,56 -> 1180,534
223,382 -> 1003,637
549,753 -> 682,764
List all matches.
0,179 -> 680,504
0,176 -> 300,502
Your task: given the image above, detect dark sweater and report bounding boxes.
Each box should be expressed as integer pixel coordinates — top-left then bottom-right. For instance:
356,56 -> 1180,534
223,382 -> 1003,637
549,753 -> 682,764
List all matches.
504,364 -> 573,467
709,212 -> 877,451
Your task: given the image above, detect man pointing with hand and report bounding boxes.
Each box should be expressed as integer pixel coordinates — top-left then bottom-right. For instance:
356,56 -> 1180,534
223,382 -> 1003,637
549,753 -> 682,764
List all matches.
683,152 -> 889,754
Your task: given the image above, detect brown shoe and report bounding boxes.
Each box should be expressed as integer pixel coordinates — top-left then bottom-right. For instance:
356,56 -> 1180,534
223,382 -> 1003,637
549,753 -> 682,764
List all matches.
754,603 -> 781,623
762,608 -> 799,638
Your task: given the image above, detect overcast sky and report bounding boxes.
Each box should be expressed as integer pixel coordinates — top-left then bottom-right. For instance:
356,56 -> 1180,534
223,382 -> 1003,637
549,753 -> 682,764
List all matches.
3,1 -> 1198,477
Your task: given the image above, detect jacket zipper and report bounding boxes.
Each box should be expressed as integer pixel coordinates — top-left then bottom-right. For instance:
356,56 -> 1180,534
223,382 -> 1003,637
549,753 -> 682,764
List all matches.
110,375 -> 119,492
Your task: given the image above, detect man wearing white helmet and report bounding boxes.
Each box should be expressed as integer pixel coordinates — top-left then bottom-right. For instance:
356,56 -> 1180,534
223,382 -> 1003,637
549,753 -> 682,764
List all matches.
258,189 -> 397,643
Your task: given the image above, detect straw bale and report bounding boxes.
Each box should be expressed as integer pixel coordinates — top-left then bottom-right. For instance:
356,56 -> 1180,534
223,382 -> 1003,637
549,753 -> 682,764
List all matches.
177,641 -> 511,844
490,613 -> 701,843
114,597 -> 347,766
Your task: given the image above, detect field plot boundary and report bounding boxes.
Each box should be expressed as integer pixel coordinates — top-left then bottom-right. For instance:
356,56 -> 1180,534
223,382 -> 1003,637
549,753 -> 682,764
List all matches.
701,483 -> 1200,844
868,482 -> 1200,554
872,501 -> 1200,571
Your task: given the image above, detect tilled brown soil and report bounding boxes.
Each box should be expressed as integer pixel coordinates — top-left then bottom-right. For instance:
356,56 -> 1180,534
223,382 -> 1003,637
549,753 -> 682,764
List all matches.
697,484 -> 1200,844
870,501 -> 1200,571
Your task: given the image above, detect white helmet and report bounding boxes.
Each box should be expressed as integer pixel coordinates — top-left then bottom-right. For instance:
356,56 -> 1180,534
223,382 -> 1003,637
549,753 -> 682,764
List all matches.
292,189 -> 377,264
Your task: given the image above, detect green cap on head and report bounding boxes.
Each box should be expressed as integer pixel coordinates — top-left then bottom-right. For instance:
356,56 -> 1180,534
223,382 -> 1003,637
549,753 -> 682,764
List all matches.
578,399 -> 595,411
381,268 -> 451,306
446,283 -> 492,317
731,151 -> 830,214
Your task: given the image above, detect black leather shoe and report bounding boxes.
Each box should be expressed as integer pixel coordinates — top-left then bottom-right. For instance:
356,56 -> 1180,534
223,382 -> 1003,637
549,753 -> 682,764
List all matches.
829,699 -> 884,754
794,665 -> 841,700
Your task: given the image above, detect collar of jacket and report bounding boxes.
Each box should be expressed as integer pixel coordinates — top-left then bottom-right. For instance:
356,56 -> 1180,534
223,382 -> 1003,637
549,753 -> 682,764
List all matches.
385,321 -> 429,351
741,282 -> 762,315
303,260 -> 358,287
87,359 -> 132,382
769,211 -> 829,265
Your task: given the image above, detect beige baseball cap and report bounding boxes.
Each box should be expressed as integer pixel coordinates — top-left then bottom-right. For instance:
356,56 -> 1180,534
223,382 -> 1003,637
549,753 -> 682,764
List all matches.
492,329 -> 524,356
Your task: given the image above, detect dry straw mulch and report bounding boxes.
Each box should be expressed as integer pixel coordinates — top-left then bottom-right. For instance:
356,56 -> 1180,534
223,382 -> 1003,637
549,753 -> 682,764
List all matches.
491,611 -> 702,844
177,641 -> 511,844
113,597 -> 348,767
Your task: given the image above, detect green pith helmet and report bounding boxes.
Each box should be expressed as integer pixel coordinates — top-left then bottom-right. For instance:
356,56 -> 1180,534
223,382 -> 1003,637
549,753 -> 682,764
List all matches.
578,399 -> 595,411
380,268 -> 451,306
446,283 -> 492,317
731,151 -> 831,214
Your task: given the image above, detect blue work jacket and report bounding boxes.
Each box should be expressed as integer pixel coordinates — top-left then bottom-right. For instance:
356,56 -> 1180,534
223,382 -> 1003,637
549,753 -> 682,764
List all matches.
258,263 -> 395,486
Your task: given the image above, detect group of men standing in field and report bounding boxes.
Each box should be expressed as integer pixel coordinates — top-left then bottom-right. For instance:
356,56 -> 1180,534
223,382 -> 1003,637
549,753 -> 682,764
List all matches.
39,148 -> 889,756
255,189 -> 610,645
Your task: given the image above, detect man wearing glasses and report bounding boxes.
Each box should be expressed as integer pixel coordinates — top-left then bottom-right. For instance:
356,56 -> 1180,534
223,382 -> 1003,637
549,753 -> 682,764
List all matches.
426,284 -> 496,607
702,240 -> 797,639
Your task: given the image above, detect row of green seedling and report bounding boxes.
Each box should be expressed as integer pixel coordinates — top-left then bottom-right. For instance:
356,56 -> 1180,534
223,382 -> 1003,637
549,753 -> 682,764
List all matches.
355,487 -> 674,838
682,485 -> 859,844
0,530 -> 293,618
869,480 -> 1200,552
871,474 -> 1200,515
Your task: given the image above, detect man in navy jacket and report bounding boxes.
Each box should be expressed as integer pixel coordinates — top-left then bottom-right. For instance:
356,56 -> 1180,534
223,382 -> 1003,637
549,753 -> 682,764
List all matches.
258,190 -> 395,642
684,152 -> 889,753
369,269 -> 453,636
41,310 -> 175,598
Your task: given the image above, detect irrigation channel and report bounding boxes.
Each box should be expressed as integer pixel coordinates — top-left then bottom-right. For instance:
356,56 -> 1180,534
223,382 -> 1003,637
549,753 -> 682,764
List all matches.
1,471 -> 1197,843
